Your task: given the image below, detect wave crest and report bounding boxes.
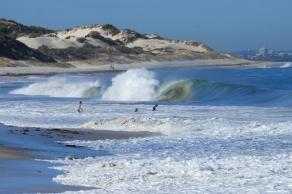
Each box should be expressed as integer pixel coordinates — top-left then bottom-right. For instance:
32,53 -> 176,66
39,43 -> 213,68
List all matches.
11,69 -> 263,103
83,117 -> 195,135
11,76 -> 101,98
157,79 -> 260,102
102,68 -> 159,101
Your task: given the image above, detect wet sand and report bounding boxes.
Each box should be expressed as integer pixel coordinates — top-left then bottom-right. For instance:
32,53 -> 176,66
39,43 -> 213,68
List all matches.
0,158 -> 94,194
0,124 -> 158,193
16,126 -> 158,141
0,146 -> 28,160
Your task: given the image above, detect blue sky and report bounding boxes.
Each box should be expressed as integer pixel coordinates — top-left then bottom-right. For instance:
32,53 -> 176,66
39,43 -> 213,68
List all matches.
1,0 -> 291,51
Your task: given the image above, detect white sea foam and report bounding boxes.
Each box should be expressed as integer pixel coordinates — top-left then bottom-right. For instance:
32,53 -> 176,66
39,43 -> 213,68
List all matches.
11,69 -> 160,101
281,62 -> 292,68
0,99 -> 291,137
1,69 -> 292,193
11,76 -> 101,98
46,103 -> 292,193
53,154 -> 292,194
52,133 -> 292,194
83,117 -> 197,136
82,116 -> 292,137
102,69 -> 159,101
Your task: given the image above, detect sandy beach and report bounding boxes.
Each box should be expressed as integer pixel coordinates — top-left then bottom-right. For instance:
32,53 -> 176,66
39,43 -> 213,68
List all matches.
0,146 -> 28,159
0,58 -> 282,76
0,123 -> 158,193
0,143 -> 90,194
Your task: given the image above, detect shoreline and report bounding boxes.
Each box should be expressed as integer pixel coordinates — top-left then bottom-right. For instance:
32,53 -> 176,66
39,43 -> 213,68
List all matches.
0,123 -> 158,193
0,145 -> 28,160
0,58 -> 286,77
0,143 -> 92,194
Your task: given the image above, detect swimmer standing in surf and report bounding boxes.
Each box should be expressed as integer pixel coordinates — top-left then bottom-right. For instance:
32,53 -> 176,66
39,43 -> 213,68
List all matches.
77,101 -> 83,113
152,104 -> 158,111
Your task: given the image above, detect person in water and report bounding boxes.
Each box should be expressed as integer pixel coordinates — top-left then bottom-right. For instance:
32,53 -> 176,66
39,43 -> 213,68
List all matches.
152,104 -> 158,111
77,101 -> 83,113
134,108 -> 139,112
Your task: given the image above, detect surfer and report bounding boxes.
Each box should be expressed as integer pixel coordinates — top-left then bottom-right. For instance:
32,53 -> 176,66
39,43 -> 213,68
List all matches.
152,104 -> 158,111
77,101 -> 83,113
134,108 -> 139,112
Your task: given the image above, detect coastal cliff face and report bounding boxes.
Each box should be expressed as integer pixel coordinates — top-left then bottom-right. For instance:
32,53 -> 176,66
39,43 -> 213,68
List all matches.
0,18 -> 234,67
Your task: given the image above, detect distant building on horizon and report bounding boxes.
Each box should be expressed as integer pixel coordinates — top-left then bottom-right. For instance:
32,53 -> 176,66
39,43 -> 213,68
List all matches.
232,48 -> 292,62
257,48 -> 273,56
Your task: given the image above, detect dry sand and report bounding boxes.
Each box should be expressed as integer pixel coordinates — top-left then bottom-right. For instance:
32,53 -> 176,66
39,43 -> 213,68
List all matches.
0,58 -> 279,76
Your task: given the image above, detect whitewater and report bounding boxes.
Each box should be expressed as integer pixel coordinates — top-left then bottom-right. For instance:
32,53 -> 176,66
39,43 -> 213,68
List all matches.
0,66 -> 291,193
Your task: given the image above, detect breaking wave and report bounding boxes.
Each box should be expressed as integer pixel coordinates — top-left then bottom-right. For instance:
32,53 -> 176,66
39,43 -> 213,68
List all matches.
11,76 -> 101,98
102,68 -> 159,101
11,68 -> 265,103
157,79 -> 261,102
281,62 -> 292,68
83,117 -> 196,135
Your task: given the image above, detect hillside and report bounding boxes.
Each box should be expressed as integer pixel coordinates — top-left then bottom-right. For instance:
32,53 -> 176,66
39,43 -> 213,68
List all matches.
0,18 -> 53,38
0,32 -> 55,62
0,18 -> 235,67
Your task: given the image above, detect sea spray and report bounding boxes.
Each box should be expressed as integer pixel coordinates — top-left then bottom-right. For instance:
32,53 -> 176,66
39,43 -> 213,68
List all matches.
9,68 -> 280,104
11,76 -> 101,98
280,62 -> 292,68
102,68 -> 159,101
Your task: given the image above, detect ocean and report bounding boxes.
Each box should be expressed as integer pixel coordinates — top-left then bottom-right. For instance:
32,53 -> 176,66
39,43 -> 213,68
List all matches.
0,65 -> 291,193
